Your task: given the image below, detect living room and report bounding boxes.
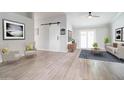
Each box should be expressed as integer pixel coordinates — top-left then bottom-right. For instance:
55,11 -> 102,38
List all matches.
1,0 -> 124,92
69,12 -> 124,62
0,12 -> 124,80
34,12 -> 124,62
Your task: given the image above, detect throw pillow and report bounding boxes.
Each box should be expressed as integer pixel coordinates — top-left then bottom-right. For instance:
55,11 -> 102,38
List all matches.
122,43 -> 124,46
2,48 -> 9,54
26,44 -> 34,51
113,43 -> 118,48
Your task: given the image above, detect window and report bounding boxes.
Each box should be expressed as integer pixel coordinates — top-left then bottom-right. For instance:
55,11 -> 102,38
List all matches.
80,30 -> 96,48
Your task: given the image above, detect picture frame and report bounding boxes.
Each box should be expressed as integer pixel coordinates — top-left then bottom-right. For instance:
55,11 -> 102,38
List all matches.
122,27 -> 124,42
3,19 -> 25,40
115,28 -> 122,41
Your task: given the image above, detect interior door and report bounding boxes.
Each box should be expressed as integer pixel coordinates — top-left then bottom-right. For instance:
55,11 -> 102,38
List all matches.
38,25 -> 49,50
80,30 -> 95,49
49,24 -> 60,52
81,31 -> 87,48
87,31 -> 95,48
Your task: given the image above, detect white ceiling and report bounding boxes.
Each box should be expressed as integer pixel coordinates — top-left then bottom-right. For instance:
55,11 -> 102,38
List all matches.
66,12 -> 118,28
34,12 -> 119,28
34,12 -> 65,19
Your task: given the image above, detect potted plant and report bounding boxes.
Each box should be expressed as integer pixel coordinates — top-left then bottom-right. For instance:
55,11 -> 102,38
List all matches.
71,39 -> 75,43
104,37 -> 110,49
104,37 -> 110,44
93,42 -> 98,50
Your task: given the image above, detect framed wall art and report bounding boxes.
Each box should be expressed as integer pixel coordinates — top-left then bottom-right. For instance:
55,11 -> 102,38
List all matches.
122,27 -> 124,42
115,28 -> 122,41
3,19 -> 25,40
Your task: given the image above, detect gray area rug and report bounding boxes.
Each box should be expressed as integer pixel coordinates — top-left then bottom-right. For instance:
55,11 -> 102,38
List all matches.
79,49 -> 124,63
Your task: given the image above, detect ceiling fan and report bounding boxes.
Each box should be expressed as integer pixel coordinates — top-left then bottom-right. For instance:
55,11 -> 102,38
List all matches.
87,12 -> 100,18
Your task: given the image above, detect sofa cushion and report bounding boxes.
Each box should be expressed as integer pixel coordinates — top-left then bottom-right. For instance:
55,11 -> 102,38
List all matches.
114,48 -> 118,54
106,46 -> 114,52
26,43 -> 34,51
122,43 -> 124,46
113,43 -> 118,48
1,48 -> 9,54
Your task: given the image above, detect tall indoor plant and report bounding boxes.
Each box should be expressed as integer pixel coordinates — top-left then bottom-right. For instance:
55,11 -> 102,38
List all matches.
104,37 -> 110,44
104,37 -> 110,49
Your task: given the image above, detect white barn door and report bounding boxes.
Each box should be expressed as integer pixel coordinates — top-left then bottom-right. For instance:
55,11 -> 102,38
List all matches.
49,24 -> 60,52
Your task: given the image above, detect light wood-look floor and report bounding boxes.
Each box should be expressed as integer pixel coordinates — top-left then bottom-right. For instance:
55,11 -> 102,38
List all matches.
0,50 -> 124,80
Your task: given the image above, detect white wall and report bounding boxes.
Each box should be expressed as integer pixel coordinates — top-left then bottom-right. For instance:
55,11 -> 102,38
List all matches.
66,14 -> 73,31
0,52 -> 2,63
111,13 -> 124,43
66,14 -> 74,42
0,12 -> 34,63
34,13 -> 68,52
0,12 -> 34,51
73,25 -> 110,49
14,12 -> 33,19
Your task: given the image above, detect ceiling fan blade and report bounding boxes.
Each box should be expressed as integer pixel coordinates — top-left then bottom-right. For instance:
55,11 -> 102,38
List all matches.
92,15 -> 100,17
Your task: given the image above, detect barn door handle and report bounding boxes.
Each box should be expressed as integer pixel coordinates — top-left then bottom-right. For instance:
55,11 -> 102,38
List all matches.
57,36 -> 59,40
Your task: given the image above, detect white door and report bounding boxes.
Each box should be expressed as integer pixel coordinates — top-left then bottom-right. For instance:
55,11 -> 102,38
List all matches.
81,31 -> 87,48
87,31 -> 95,48
80,30 -> 95,49
49,24 -> 60,52
37,25 -> 49,50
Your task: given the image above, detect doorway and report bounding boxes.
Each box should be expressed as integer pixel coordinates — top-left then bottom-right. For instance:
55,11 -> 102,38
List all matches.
49,24 -> 60,52
37,24 -> 60,52
80,30 -> 96,49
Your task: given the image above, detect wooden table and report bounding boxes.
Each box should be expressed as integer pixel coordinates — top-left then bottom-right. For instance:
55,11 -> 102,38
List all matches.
91,48 -> 105,55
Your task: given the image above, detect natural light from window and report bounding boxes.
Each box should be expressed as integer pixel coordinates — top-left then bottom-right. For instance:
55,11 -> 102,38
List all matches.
80,30 -> 96,49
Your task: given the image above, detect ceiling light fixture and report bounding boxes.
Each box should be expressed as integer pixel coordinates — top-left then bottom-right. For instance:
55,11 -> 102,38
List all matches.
88,15 -> 92,19
87,12 -> 100,19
